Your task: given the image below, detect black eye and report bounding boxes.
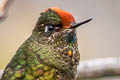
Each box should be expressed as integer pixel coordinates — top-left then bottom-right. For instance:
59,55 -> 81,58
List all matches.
45,25 -> 54,32
48,26 -> 54,31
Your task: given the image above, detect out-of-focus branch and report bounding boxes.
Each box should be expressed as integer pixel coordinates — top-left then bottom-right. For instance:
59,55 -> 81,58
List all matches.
76,57 -> 120,79
77,77 -> 120,80
0,0 -> 8,18
0,0 -> 14,19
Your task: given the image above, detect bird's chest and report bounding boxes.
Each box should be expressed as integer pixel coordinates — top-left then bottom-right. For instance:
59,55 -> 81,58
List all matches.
54,31 -> 80,69
65,31 -> 79,58
55,31 -> 80,62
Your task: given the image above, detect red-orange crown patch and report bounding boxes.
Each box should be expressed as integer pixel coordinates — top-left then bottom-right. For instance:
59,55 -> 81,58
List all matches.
50,7 -> 75,29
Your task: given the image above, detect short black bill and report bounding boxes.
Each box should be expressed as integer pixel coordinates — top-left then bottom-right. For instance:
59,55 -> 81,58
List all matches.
71,18 -> 93,29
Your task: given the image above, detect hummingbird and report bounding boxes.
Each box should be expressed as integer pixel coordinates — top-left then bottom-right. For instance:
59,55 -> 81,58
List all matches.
1,7 -> 92,80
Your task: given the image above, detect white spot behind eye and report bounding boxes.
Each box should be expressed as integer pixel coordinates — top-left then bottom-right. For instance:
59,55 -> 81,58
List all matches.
45,26 -> 48,32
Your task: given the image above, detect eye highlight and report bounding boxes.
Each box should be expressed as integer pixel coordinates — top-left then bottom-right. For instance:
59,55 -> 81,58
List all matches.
45,25 -> 55,32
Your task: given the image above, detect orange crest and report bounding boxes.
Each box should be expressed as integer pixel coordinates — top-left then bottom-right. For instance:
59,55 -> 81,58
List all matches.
49,7 -> 75,29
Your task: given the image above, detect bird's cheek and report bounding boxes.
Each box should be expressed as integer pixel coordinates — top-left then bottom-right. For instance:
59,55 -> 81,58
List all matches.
44,32 -> 51,37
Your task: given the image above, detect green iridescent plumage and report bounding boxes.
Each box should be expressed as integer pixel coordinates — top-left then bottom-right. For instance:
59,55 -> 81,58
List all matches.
1,8 -> 80,80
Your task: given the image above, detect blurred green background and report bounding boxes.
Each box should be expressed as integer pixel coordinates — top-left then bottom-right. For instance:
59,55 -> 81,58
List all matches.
0,0 -> 120,69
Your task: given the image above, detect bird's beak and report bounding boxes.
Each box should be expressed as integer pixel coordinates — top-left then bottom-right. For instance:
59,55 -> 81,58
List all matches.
70,18 -> 93,29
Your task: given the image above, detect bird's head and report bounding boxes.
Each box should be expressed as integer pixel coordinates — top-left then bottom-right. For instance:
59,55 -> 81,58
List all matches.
33,7 -> 92,43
